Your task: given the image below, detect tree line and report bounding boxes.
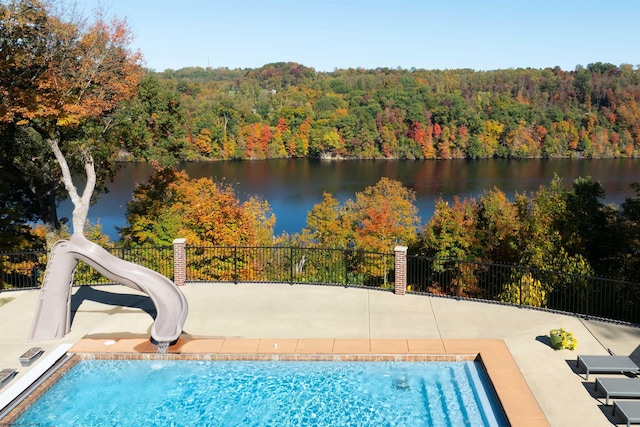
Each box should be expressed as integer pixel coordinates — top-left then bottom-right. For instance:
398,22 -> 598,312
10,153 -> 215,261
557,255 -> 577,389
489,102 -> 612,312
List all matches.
142,61 -> 640,162
117,170 -> 640,284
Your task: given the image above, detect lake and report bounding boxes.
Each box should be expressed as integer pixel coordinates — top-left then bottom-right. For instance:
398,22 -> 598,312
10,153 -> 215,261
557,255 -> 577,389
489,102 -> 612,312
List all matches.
59,158 -> 640,241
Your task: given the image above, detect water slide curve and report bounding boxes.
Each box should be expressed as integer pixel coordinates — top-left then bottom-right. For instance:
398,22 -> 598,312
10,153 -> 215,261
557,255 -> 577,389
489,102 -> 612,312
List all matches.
29,234 -> 188,344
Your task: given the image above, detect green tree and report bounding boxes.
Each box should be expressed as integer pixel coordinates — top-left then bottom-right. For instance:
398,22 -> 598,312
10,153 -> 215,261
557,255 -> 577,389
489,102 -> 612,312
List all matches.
114,74 -> 187,168
0,125 -> 51,250
513,176 -> 593,276
413,197 -> 478,260
618,183 -> 640,279
475,188 -> 520,264
558,177 -> 619,276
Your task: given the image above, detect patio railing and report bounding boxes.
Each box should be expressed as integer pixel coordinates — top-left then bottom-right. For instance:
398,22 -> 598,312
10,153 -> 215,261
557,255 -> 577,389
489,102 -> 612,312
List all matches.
406,256 -> 640,325
184,246 -> 394,288
1,245 -> 638,325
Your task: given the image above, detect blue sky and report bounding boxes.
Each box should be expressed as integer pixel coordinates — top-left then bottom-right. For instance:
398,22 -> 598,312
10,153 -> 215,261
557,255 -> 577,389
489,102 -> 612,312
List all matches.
85,0 -> 639,72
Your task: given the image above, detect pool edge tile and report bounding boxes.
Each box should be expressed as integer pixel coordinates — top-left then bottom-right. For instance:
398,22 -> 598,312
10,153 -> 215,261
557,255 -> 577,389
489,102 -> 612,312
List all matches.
257,339 -> 298,354
219,339 -> 260,354
294,339 -> 335,354
180,338 -> 225,354
369,339 -> 409,354
406,339 -> 446,353
332,339 -> 370,354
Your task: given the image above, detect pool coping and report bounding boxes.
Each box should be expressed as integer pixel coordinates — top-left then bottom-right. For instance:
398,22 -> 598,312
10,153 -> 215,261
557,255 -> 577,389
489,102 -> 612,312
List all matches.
3,338 -> 548,426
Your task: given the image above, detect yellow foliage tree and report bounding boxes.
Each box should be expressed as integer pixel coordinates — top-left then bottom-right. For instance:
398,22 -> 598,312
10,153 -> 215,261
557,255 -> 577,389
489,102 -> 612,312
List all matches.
498,273 -> 548,307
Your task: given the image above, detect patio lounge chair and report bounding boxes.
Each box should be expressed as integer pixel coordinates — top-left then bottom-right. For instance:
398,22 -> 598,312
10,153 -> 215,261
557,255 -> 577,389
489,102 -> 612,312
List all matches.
613,400 -> 640,427
577,355 -> 639,380
596,377 -> 640,405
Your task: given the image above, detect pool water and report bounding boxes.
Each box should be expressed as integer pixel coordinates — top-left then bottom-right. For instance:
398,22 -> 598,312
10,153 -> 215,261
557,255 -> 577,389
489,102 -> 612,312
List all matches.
15,360 -> 506,426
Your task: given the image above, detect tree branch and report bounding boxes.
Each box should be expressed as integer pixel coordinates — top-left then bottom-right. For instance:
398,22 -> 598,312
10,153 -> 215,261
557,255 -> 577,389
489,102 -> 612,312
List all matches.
47,135 -> 95,235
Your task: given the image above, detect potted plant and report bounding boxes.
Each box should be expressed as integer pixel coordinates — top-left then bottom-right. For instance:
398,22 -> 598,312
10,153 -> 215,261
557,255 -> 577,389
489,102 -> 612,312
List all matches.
549,328 -> 578,350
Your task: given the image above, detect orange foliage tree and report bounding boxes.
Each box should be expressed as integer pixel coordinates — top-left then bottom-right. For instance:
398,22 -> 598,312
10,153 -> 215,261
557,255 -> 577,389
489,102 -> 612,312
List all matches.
347,177 -> 420,253
121,170 -> 275,281
122,170 -> 274,247
408,121 -> 435,159
0,0 -> 143,243
301,178 -> 420,285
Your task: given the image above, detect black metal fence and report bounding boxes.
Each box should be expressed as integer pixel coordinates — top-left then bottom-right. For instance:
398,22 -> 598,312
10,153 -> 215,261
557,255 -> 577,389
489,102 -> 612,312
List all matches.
0,246 -> 174,288
81,246 -> 174,285
407,255 -> 640,325
185,246 -> 395,288
1,246 -> 638,325
0,250 -> 47,289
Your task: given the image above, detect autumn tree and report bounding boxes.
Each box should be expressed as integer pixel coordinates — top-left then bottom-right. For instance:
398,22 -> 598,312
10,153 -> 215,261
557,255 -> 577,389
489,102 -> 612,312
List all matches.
415,176 -> 595,276
413,196 -> 478,260
475,188 -> 520,264
301,192 -> 353,249
411,196 -> 480,295
346,177 -> 420,252
412,177 -> 602,300
301,178 -> 419,252
505,176 -> 591,280
0,0 -> 144,245
148,62 -> 640,162
408,121 -> 435,159
121,169 -> 276,280
300,178 -> 419,284
121,170 -> 273,247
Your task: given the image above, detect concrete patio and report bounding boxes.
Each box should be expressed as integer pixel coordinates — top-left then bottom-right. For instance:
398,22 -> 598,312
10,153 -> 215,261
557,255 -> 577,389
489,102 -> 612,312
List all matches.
1,282 -> 639,426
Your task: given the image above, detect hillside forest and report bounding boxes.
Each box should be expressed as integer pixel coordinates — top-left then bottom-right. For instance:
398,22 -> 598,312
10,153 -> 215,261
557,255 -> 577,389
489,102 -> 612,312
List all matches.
134,62 -> 640,162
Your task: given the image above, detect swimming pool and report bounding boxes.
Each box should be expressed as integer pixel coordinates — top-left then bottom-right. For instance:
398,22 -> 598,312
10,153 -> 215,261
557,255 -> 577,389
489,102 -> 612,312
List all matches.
14,360 -> 506,426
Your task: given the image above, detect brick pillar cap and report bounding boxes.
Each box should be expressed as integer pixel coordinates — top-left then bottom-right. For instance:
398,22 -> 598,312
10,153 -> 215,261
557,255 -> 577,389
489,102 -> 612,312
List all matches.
173,238 -> 187,244
394,245 -> 408,252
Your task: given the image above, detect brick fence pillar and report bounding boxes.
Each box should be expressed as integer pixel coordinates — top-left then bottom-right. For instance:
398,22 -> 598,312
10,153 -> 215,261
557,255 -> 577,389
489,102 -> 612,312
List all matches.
394,245 -> 408,295
173,238 -> 187,286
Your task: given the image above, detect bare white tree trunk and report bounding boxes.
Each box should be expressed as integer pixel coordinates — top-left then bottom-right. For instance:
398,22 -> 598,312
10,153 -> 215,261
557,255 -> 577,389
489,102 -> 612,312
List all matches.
47,137 -> 96,236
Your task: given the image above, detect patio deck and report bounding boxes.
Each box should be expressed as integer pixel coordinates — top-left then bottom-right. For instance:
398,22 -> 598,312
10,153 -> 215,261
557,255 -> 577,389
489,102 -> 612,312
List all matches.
1,282 -> 639,426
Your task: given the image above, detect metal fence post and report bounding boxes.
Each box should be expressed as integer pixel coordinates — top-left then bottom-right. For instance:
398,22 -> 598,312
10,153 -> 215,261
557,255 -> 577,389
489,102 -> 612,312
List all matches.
585,277 -> 590,319
344,248 -> 349,287
519,266 -> 524,306
345,242 -> 356,287
456,260 -> 461,299
233,246 -> 238,284
289,246 -> 294,285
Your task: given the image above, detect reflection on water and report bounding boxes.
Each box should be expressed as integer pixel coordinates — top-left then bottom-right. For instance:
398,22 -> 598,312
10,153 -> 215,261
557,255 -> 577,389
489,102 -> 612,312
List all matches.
59,158 -> 640,240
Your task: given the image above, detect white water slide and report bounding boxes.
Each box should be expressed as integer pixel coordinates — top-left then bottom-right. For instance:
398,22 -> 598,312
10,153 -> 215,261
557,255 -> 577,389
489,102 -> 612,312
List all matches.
29,235 -> 188,345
